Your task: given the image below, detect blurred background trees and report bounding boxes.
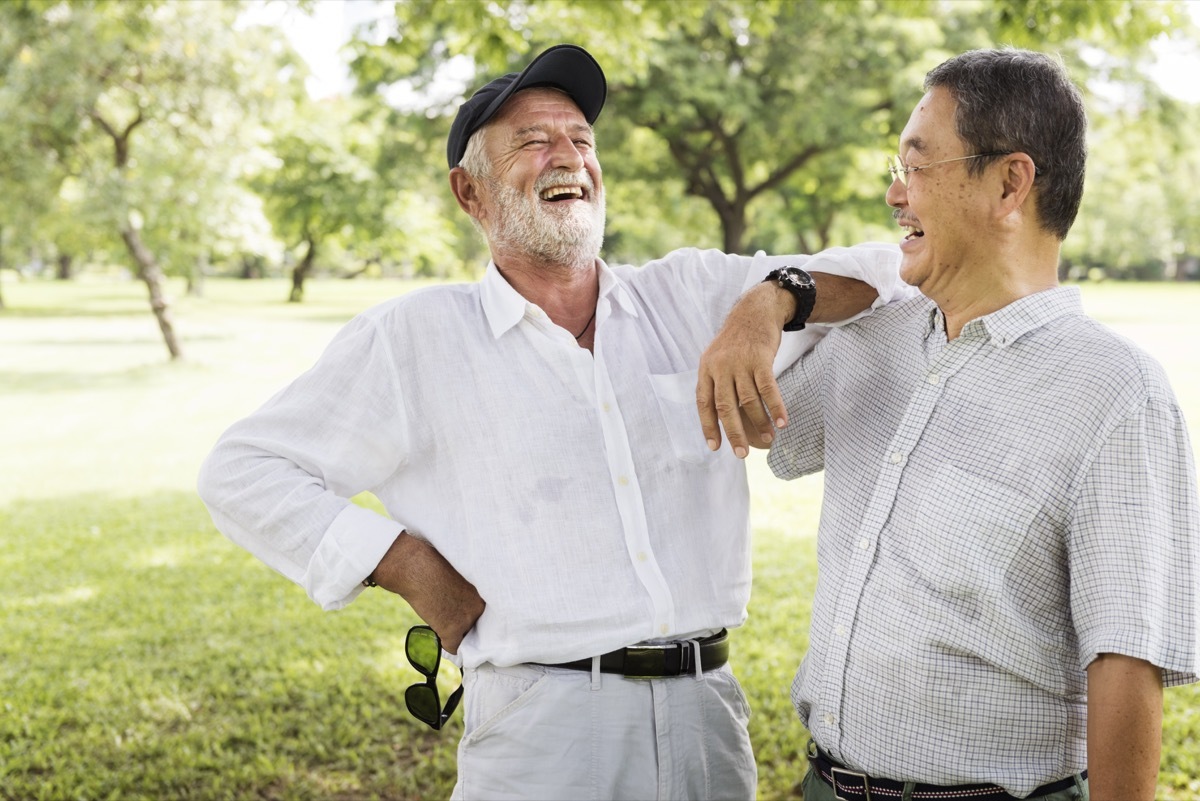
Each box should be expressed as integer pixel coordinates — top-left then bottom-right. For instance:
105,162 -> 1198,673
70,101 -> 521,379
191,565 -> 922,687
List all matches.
2,0 -> 1197,356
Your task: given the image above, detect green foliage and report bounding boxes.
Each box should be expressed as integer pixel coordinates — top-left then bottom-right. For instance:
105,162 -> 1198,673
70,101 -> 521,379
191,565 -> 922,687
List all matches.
0,0 -> 303,279
347,0 -> 1199,267
3,0 -> 1199,287
1,278 -> 1198,799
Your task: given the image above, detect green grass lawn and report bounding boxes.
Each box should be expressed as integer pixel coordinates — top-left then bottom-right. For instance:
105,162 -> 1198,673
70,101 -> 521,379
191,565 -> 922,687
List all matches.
1,276 -> 1197,800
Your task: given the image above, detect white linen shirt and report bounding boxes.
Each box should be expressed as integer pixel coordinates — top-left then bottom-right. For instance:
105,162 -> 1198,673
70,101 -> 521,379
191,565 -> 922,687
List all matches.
198,245 -> 906,669
768,286 -> 1199,796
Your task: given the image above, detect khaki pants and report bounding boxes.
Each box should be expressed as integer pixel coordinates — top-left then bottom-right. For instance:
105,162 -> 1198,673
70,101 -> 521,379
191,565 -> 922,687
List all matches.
450,661 -> 756,801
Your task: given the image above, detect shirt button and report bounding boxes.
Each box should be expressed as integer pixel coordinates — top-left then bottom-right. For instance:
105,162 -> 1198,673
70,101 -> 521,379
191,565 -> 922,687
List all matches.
661,624 -> 669,635
823,713 -> 836,725
858,539 -> 870,550
602,402 -> 612,413
927,372 -> 940,385
889,452 -> 904,465
618,475 -> 629,486
637,551 -> 647,562
835,625 -> 847,637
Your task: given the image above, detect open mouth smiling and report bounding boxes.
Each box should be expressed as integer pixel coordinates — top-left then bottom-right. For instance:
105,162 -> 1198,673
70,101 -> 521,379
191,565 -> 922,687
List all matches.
539,185 -> 587,202
899,218 -> 924,241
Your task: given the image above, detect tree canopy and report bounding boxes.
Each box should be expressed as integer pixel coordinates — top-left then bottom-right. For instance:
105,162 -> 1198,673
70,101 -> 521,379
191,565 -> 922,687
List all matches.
2,0 -> 1198,354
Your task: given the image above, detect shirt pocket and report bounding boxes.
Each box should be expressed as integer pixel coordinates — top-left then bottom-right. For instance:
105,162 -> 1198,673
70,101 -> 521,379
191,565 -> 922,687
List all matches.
911,462 -> 1039,598
649,369 -> 714,465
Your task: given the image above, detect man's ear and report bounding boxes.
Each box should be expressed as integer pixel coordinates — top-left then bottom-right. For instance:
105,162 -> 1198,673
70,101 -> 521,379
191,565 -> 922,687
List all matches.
449,167 -> 486,221
998,152 -> 1038,213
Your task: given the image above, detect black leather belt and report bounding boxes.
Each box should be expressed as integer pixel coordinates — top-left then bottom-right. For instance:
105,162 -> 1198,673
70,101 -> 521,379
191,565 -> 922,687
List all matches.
807,741 -> 1086,801
540,630 -> 728,678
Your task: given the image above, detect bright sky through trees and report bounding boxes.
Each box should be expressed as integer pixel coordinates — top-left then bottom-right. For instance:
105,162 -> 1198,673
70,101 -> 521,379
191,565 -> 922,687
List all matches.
261,0 -> 1200,103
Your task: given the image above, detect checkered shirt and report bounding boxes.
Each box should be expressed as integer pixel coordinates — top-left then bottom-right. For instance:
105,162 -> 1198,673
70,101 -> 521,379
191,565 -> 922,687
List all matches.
768,286 -> 1199,797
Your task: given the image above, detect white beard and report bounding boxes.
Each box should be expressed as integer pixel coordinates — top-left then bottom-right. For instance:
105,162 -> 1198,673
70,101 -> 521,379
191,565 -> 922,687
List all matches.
485,169 -> 605,269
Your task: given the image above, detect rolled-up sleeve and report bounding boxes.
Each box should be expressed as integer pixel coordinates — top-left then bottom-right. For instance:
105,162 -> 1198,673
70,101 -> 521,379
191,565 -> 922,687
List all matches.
197,313 -> 409,610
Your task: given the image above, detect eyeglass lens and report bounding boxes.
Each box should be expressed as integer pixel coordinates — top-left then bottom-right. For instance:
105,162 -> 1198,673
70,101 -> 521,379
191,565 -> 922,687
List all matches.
404,625 -> 464,730
405,682 -> 442,726
406,625 -> 441,676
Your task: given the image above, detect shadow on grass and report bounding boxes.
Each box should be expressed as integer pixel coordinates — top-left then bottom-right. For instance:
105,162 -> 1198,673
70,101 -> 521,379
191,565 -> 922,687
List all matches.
0,491 -> 458,801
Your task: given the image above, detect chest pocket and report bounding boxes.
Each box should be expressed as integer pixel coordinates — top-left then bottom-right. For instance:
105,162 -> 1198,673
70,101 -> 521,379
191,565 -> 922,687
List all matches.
649,370 -> 715,465
910,462 -> 1039,598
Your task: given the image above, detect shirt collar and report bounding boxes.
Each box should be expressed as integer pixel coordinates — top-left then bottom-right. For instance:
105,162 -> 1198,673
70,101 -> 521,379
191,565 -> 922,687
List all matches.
925,286 -> 1084,349
479,258 -> 637,339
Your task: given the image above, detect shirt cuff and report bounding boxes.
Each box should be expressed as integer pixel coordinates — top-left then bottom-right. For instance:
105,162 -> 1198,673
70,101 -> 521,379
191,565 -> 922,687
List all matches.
302,503 -> 405,610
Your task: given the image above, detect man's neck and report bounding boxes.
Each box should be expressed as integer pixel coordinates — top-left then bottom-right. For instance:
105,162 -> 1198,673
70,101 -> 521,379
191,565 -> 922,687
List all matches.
932,246 -> 1061,340
493,251 -> 600,337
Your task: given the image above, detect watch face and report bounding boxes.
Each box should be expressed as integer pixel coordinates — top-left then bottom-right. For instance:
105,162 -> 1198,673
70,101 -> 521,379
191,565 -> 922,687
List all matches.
783,268 -> 814,289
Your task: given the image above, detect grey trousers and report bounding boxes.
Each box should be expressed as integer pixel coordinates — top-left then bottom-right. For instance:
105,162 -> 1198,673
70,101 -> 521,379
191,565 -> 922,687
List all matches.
450,661 -> 757,801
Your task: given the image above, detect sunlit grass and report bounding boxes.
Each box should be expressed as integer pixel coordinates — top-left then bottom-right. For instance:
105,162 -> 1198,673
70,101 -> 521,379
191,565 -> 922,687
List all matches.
1,276 -> 1197,799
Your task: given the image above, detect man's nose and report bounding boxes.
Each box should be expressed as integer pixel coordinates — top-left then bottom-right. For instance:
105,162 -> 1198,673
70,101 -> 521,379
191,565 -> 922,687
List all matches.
548,133 -> 585,171
885,175 -> 906,209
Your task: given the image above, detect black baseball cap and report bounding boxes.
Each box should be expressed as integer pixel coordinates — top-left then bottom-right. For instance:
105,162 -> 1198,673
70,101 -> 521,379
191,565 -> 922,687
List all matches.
446,44 -> 607,169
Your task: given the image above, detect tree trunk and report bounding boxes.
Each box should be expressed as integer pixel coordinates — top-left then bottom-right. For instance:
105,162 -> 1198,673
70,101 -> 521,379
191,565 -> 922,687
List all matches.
187,252 -> 206,297
240,254 -> 263,279
720,207 -> 747,254
120,223 -> 183,360
56,253 -> 73,280
289,238 -> 315,303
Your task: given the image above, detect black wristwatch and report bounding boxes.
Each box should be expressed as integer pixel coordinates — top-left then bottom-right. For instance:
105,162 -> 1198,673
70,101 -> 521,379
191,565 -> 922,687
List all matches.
762,266 -> 817,332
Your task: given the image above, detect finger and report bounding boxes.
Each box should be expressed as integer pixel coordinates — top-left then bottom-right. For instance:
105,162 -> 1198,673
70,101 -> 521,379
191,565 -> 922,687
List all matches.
735,379 -> 774,444
713,377 -> 750,459
695,369 -> 724,452
753,368 -> 789,430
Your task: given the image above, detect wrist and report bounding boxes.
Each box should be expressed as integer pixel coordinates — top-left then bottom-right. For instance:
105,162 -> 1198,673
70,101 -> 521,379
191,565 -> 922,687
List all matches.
762,266 -> 816,331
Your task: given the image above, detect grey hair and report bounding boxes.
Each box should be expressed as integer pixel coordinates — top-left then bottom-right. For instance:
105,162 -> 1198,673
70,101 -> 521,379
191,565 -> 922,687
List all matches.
458,123 -> 493,180
925,48 -> 1087,241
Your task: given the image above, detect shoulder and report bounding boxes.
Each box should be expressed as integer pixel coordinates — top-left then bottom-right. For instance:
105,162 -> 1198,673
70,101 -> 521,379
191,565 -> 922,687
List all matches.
615,248 -> 750,278
833,292 -> 932,339
1043,315 -> 1176,407
359,282 -> 481,329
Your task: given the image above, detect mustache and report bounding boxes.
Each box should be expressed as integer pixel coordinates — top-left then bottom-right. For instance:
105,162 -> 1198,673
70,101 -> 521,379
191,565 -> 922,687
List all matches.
535,169 -> 595,194
892,208 -> 919,227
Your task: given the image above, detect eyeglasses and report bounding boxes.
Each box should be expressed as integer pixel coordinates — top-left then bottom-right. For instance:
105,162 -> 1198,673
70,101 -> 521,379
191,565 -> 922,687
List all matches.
405,625 -> 463,730
887,151 -> 1012,186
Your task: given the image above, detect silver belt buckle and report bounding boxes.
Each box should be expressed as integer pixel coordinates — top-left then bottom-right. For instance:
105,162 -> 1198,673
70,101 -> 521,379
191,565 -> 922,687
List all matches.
830,766 -> 871,801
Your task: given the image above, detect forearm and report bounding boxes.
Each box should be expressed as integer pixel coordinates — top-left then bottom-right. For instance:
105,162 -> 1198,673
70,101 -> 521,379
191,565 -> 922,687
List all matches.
369,531 -> 485,654
1086,653 -> 1163,801
807,272 -> 878,324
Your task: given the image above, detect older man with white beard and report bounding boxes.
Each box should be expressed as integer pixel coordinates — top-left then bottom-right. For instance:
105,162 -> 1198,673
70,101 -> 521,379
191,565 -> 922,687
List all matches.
198,44 -> 910,800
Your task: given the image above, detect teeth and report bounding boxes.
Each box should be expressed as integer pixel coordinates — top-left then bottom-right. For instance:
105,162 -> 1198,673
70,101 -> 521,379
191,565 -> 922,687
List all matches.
539,186 -> 583,201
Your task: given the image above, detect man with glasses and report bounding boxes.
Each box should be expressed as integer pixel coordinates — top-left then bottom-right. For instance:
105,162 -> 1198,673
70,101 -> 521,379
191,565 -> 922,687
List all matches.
198,44 -> 911,800
697,48 -> 1198,801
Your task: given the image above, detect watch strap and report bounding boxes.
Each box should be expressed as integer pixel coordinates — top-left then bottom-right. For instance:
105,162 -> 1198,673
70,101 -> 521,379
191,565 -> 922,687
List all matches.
762,266 -> 817,332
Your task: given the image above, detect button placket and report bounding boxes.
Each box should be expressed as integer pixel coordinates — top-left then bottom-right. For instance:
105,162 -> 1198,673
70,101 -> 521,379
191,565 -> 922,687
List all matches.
591,304 -> 676,637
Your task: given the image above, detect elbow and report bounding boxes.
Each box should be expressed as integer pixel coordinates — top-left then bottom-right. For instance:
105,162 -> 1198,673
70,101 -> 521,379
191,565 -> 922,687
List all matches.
196,445 -> 234,513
